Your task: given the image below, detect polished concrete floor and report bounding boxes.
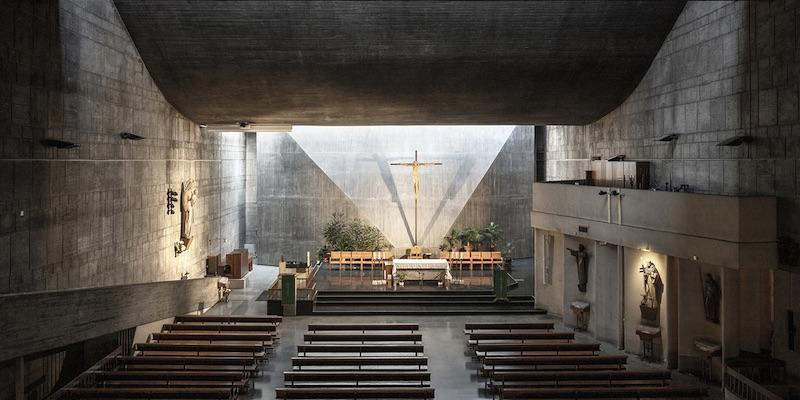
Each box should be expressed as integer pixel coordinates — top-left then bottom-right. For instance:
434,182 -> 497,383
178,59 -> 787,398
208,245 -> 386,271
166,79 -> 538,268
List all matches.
207,265 -> 723,399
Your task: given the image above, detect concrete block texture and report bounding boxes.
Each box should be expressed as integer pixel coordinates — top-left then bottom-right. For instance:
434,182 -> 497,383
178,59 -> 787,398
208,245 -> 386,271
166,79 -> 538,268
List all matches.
0,0 -> 247,294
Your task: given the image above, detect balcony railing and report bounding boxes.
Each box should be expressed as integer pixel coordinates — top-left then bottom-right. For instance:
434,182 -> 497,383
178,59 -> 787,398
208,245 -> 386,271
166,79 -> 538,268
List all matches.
724,366 -> 787,400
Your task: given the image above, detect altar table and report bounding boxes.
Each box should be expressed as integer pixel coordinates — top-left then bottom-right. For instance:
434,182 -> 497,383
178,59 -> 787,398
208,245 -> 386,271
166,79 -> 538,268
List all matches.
392,259 -> 452,284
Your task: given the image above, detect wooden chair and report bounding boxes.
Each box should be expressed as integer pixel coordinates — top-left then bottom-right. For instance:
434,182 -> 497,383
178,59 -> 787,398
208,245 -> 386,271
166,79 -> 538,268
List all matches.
329,251 -> 342,268
491,251 -> 503,267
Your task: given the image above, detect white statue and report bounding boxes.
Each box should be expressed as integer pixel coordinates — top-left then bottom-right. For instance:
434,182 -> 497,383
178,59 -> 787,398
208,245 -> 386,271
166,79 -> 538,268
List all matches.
179,179 -> 198,251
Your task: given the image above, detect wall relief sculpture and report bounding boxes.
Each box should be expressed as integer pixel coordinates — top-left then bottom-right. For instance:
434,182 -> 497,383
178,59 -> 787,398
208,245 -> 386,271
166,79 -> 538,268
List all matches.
567,244 -> 590,292
639,260 -> 663,324
543,234 -> 554,285
702,273 -> 720,323
175,179 -> 198,255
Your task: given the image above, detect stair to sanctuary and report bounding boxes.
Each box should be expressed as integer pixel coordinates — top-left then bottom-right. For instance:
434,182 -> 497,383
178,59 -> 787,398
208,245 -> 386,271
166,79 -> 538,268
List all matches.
312,290 -> 545,315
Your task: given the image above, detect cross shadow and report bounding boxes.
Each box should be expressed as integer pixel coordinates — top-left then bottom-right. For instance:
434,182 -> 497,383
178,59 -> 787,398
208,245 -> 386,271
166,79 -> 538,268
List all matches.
373,153 -> 415,244
418,157 -> 477,244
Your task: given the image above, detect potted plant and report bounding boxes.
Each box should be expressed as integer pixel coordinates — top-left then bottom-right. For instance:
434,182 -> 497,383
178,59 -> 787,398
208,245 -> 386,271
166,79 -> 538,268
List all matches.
444,228 -> 461,251
462,227 -> 482,252
502,242 -> 515,268
397,271 -> 407,287
481,222 -> 503,250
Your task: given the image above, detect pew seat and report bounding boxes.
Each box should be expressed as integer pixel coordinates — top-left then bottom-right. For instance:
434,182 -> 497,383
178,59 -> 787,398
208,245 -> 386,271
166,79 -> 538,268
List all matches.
499,386 -> 707,399
297,344 -> 423,356
60,387 -> 233,399
275,387 -> 434,399
292,356 -> 428,370
464,322 -> 554,333
304,333 -> 422,343
284,371 -> 431,387
481,355 -> 627,374
475,343 -> 600,358
308,324 -> 419,332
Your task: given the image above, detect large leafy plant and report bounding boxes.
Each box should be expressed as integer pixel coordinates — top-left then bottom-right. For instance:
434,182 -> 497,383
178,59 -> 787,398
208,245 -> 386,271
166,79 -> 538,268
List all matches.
322,213 -> 391,251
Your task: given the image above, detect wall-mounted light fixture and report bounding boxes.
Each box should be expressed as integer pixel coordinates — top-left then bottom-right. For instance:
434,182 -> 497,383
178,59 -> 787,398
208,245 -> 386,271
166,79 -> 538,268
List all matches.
41,139 -> 80,149
607,154 -> 625,161
656,133 -> 680,142
598,190 -> 608,196
120,132 -> 145,140
717,135 -> 753,146
199,124 -> 208,129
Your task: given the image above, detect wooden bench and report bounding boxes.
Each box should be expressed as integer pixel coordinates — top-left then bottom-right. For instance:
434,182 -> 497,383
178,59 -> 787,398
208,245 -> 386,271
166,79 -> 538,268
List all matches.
482,355 -> 627,374
117,356 -> 258,373
134,343 -> 266,359
174,315 -> 281,324
296,344 -> 424,356
275,387 -> 434,399
499,386 -> 707,399
284,371 -> 431,387
308,324 -> 419,333
60,387 -> 233,399
465,322 -> 554,333
292,356 -> 428,370
304,333 -> 422,343
162,323 -> 277,333
490,370 -> 672,389
474,343 -> 600,358
152,332 -> 273,346
468,332 -> 574,345
91,370 -> 247,390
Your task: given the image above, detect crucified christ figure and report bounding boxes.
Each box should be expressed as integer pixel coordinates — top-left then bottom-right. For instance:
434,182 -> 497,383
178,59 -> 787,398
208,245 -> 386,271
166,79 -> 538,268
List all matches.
390,150 -> 442,245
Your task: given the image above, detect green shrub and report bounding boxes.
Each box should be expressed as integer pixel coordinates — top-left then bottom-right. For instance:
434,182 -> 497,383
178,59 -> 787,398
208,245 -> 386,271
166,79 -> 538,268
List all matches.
322,212 -> 391,251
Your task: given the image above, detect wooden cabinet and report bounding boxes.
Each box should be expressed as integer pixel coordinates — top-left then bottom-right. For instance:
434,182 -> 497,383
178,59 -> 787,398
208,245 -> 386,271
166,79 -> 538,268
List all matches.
226,249 -> 250,279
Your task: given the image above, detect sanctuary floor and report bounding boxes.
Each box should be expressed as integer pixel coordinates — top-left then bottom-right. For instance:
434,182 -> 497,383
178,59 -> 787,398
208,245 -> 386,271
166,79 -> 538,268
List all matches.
207,265 -> 723,400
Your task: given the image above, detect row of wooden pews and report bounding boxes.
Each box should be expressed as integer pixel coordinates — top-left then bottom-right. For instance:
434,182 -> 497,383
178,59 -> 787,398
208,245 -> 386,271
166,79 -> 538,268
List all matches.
60,314 -> 281,400
277,323 -> 434,399
465,322 -> 708,399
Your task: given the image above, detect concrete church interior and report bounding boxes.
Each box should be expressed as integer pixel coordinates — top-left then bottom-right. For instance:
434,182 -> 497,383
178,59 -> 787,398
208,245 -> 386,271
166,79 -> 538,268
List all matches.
2,1 -> 800,399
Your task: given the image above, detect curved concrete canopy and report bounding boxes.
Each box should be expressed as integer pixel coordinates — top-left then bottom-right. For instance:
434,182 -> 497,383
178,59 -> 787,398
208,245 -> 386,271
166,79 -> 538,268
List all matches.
113,1 -> 685,125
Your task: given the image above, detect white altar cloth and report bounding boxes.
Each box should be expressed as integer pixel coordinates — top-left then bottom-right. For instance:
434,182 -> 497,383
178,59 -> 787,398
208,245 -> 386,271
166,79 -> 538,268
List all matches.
393,259 -> 452,282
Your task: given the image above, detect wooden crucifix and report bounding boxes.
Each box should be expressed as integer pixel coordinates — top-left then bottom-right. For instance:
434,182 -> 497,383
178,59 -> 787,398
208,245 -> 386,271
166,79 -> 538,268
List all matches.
390,150 -> 442,245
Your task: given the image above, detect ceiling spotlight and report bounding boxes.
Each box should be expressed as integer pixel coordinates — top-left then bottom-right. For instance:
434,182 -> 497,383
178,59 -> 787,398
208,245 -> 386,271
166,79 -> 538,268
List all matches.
120,132 -> 145,140
41,139 -> 80,149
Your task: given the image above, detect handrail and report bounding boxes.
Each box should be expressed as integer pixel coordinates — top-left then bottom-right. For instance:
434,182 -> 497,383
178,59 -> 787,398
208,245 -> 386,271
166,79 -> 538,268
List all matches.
48,347 -> 122,400
724,365 -> 784,400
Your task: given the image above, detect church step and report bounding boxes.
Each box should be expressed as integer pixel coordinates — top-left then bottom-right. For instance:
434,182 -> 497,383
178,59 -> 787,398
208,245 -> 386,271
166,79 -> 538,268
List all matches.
314,300 -> 536,306
316,290 -> 494,296
315,295 -> 521,301
312,308 -> 546,316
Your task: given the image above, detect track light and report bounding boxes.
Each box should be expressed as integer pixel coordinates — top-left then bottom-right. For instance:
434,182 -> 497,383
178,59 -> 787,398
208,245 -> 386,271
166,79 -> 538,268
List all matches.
41,139 -> 80,149
120,132 -> 145,140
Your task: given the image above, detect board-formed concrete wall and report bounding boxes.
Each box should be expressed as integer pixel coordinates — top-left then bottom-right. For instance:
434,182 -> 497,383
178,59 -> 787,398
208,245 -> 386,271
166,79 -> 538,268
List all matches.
544,0 -> 800,375
0,0 -> 247,294
453,126 -> 536,258
255,133 -> 362,265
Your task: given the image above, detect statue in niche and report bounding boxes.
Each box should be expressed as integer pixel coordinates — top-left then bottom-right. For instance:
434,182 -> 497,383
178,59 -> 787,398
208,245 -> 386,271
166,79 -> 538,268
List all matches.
639,261 -> 663,323
175,179 -> 198,255
702,273 -> 721,323
567,244 -> 590,292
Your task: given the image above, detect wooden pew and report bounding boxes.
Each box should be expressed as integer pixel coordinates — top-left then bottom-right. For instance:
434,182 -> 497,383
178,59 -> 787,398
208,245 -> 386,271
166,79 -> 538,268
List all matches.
292,356 -> 428,371
499,386 -> 708,399
275,387 -> 434,399
465,322 -> 554,333
162,323 -> 277,333
490,370 -> 672,390
296,344 -> 424,356
284,371 -> 431,387
90,370 -> 247,389
474,343 -> 600,358
174,315 -> 281,324
304,333 -> 422,343
482,355 -> 627,374
151,332 -> 273,346
117,356 -> 257,373
468,332 -> 574,345
308,324 -> 419,333
60,387 -> 233,399
134,343 -> 266,358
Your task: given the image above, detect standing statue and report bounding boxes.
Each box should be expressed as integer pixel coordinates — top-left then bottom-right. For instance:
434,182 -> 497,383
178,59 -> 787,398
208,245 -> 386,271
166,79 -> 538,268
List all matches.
639,261 -> 663,323
567,244 -> 590,292
176,179 -> 198,254
702,273 -> 721,323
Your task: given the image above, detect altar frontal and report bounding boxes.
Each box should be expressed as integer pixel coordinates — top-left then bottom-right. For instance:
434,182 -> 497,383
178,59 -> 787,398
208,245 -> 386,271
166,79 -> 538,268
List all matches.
393,259 -> 453,285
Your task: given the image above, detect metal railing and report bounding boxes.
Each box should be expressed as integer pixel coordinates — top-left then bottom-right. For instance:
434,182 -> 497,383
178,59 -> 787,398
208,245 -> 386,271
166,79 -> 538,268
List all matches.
48,347 -> 122,399
725,366 -> 785,400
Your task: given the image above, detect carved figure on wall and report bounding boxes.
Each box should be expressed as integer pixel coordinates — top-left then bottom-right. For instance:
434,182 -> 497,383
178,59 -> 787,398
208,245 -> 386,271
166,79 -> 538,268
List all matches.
567,244 -> 590,292
639,261 -> 663,323
176,179 -> 198,254
702,273 -> 720,323
543,234 -> 554,285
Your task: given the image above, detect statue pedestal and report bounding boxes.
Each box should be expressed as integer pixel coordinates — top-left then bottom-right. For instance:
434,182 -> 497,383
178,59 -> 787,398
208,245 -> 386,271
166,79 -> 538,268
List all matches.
570,301 -> 590,331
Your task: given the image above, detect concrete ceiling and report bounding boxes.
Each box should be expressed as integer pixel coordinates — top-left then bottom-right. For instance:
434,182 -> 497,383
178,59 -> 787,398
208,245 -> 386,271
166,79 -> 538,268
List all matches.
113,1 -> 686,125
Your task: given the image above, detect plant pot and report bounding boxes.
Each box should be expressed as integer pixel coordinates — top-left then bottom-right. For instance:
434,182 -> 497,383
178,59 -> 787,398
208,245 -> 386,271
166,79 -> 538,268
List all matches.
464,244 -> 473,252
